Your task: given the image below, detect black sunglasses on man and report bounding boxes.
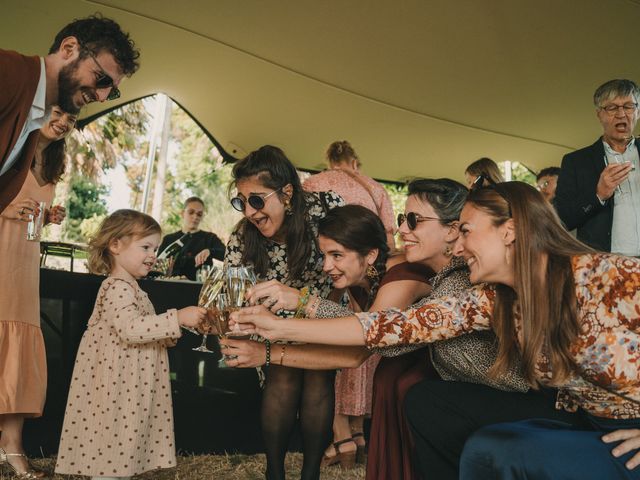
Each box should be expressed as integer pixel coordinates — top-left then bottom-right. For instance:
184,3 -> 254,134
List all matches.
82,45 -> 121,101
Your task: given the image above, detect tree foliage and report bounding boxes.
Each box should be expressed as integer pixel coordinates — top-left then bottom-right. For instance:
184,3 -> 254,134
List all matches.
64,175 -> 108,241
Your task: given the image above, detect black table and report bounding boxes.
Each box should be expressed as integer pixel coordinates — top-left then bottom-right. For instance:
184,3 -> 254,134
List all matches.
29,269 -> 264,456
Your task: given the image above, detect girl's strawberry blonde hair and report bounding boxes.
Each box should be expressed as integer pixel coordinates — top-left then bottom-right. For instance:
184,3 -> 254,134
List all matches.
88,209 -> 161,275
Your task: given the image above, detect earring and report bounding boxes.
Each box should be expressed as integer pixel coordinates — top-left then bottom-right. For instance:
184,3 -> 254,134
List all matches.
284,201 -> 292,215
444,245 -> 453,257
366,264 -> 378,279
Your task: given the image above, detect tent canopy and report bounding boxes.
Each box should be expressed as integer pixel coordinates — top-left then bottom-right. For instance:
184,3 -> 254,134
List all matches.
3,0 -> 639,183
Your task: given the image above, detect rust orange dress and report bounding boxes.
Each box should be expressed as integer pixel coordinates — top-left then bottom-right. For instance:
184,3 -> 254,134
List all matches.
0,171 -> 53,417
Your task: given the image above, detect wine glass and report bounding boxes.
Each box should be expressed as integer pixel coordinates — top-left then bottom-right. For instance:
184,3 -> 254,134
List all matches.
196,264 -> 212,283
192,265 -> 225,352
243,265 -> 257,286
154,257 -> 174,277
224,265 -> 256,338
214,293 -> 234,367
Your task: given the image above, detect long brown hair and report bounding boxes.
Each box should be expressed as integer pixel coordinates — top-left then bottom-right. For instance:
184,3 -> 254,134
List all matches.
465,157 -> 504,185
231,145 -> 315,281
37,139 -> 67,184
467,182 -> 594,386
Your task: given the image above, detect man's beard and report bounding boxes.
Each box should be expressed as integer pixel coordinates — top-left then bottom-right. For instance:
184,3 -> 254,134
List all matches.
57,59 -> 83,115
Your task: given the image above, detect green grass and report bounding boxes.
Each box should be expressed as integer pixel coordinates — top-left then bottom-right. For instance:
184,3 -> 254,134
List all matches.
2,453 -> 366,479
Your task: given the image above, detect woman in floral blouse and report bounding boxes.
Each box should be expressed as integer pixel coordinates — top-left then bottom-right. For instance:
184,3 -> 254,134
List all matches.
224,145 -> 343,480
233,181 -> 640,480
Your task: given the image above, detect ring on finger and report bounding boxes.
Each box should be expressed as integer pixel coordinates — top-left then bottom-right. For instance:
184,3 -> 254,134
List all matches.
19,208 -> 24,215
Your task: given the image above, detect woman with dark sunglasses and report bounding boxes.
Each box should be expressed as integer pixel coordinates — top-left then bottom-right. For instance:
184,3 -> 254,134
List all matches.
224,145 -> 343,480
223,200 -> 431,472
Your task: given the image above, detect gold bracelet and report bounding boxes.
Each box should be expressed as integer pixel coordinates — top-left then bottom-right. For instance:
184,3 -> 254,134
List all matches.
279,344 -> 287,365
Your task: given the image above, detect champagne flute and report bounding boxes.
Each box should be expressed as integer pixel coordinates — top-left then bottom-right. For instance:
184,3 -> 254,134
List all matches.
225,265 -> 256,338
214,293 -> 234,367
191,266 -> 225,351
243,265 -> 257,286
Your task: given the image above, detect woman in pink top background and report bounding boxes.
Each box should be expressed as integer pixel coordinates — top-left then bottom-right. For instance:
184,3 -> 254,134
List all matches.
303,140 -> 396,250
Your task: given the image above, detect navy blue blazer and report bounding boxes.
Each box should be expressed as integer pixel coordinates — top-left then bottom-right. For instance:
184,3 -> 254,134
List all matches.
553,137 -> 635,252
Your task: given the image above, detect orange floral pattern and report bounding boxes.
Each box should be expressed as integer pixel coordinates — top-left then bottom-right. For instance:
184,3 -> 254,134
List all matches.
356,253 -> 640,419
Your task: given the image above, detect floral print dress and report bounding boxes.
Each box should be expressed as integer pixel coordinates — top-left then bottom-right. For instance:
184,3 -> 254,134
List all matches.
356,253 -> 640,419
225,191 -> 344,317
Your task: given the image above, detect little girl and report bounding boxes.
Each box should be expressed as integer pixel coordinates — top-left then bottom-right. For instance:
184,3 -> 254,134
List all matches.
55,209 -> 205,480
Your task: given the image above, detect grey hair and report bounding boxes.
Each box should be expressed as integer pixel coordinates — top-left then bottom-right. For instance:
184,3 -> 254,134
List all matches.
407,178 -> 468,223
593,79 -> 640,107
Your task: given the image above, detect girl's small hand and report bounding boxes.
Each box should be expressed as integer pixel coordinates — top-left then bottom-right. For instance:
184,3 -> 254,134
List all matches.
219,338 -> 266,368
178,306 -> 207,329
2,198 -> 40,222
602,428 -> 640,469
194,248 -> 210,267
46,205 -> 66,224
230,305 -> 283,341
246,279 -> 300,312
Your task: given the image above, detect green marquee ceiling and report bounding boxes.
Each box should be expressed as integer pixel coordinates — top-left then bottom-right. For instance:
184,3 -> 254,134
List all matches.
3,0 -> 640,183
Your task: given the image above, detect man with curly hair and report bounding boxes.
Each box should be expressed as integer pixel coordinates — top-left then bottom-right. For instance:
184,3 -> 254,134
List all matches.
0,14 -> 140,213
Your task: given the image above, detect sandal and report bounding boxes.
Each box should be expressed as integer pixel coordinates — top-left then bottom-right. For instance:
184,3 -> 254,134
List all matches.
320,437 -> 357,469
0,448 -> 47,479
351,431 -> 366,464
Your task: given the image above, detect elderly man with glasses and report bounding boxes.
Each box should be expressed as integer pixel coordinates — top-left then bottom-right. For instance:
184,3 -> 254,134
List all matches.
0,14 -> 140,213
555,79 -> 640,254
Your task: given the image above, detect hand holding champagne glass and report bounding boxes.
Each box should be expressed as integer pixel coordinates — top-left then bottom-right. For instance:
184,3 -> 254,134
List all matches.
225,266 -> 256,338
192,265 -> 225,352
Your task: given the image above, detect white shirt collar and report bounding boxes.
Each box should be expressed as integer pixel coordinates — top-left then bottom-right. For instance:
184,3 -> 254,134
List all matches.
32,57 -> 47,119
603,136 -> 635,155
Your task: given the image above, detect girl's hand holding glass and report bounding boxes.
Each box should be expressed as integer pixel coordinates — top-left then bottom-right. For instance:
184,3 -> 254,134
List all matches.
177,306 -> 207,330
246,279 -> 300,312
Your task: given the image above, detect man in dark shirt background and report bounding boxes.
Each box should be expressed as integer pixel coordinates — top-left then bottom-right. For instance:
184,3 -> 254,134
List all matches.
158,196 -> 225,280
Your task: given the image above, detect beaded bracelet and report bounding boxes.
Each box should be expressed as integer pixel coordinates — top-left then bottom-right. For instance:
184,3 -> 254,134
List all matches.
294,286 -> 310,318
305,295 -> 321,318
265,340 -> 271,367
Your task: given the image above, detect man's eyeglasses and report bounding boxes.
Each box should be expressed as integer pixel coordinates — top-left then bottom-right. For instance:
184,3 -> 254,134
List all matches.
398,212 -> 451,230
82,46 -> 121,101
599,103 -> 638,116
231,188 -> 282,212
536,180 -> 550,191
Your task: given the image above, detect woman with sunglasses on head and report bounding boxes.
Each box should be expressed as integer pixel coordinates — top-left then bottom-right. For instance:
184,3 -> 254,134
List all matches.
464,157 -> 504,188
224,145 -> 344,480
234,180 -> 640,480
0,106 -> 76,478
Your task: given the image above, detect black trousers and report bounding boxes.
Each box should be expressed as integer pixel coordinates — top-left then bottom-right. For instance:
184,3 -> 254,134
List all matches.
404,380 -> 589,480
